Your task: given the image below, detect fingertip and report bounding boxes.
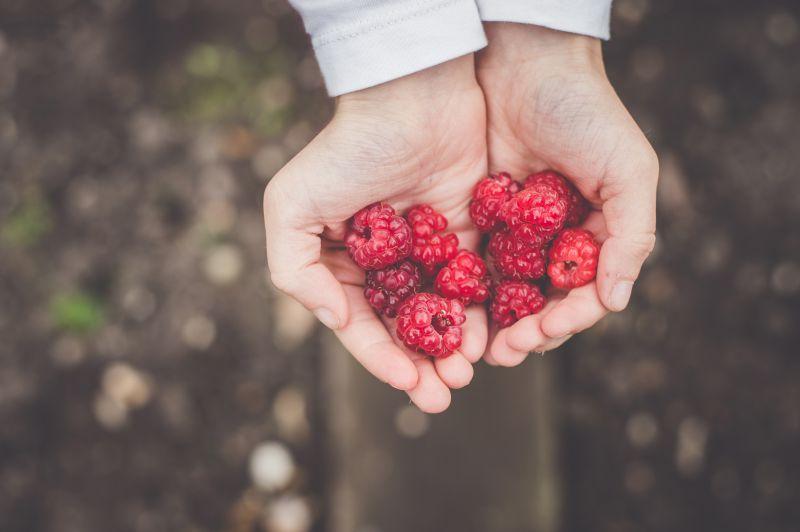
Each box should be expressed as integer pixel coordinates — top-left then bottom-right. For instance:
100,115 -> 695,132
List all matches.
607,280 -> 634,312
414,389 -> 452,414
435,353 -> 474,389
491,330 -> 529,367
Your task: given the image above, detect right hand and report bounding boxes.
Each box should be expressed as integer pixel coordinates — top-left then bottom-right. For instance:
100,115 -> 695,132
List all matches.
263,56 -> 489,413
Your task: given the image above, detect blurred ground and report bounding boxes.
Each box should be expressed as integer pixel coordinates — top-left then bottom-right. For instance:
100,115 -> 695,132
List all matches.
0,0 -> 799,531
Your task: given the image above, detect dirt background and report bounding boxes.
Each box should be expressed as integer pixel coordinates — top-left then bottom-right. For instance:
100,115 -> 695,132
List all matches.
1,0 -> 799,531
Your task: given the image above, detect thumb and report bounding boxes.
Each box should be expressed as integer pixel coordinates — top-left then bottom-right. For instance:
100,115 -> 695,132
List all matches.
263,177 -> 349,330
596,147 -> 659,312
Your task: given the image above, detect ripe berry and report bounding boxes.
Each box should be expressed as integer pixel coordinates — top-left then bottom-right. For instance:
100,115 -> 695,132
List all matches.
502,181 -> 569,244
434,250 -> 490,305
396,293 -> 466,358
469,172 -> 520,232
524,170 -> 589,227
490,280 -> 546,328
345,202 -> 412,270
488,230 -> 547,281
364,260 -> 422,317
406,204 -> 459,275
547,228 -> 600,289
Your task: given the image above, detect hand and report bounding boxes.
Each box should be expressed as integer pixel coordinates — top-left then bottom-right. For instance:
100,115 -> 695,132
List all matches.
476,23 -> 658,365
263,56 -> 489,413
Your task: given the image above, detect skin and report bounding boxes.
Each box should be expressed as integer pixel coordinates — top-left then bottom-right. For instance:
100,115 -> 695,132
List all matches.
263,24 -> 658,410
477,23 -> 658,365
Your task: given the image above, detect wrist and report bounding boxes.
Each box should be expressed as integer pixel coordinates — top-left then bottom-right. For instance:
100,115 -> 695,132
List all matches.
336,55 -> 480,116
480,23 -> 604,76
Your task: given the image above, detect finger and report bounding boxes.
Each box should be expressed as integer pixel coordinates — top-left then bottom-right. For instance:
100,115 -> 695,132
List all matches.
459,306 -> 489,363
539,283 -> 609,339
406,357 -> 452,414
489,328 -> 530,367
597,147 -> 659,311
503,295 -> 561,352
434,352 -> 474,389
333,285 -> 419,390
264,178 -> 349,329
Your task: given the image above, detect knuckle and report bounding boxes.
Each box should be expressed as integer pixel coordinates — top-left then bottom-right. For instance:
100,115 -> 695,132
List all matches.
631,232 -> 657,260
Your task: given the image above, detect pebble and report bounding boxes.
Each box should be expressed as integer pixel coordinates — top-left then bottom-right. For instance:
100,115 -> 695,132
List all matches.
249,441 -> 295,492
263,496 -> 312,532
204,244 -> 244,285
394,405 -> 430,439
181,314 -> 217,350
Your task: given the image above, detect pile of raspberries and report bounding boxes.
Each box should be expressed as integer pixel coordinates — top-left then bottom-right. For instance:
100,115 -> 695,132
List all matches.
344,170 -> 600,358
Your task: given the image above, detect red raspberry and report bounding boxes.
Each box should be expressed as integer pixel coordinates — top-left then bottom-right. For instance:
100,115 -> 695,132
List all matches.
469,172 -> 520,232
501,181 -> 569,244
406,204 -> 459,275
345,202 -> 412,270
524,170 -> 589,227
547,228 -> 600,289
396,293 -> 466,358
490,280 -> 546,328
488,230 -> 547,281
364,260 -> 422,318
434,250 -> 490,305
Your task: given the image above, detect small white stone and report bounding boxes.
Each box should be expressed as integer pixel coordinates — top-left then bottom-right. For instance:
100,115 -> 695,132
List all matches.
204,244 -> 244,285
249,441 -> 295,492
675,417 -> 708,477
101,363 -> 152,409
394,405 -> 430,439
263,496 -> 312,532
181,314 -> 217,350
626,412 -> 659,448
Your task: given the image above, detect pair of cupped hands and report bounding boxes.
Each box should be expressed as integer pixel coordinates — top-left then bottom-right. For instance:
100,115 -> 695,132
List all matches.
263,24 -> 658,413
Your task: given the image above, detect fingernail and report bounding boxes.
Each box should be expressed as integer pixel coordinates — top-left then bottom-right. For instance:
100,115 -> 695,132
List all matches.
610,281 -> 634,311
314,307 -> 340,329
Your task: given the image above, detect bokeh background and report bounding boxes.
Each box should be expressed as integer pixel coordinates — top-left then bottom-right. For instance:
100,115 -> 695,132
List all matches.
1,0 -> 799,531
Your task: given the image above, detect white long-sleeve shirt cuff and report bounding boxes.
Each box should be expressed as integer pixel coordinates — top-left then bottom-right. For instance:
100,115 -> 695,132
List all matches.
475,0 -> 613,40
290,0 -> 488,96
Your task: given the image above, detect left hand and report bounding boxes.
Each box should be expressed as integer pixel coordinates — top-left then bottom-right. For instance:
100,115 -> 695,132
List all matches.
476,23 -> 659,366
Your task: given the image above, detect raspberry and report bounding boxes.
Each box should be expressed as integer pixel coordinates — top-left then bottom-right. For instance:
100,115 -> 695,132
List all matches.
434,250 -> 491,305
524,170 -> 589,227
469,172 -> 520,232
406,204 -> 459,275
364,260 -> 422,318
396,293 -> 466,358
501,181 -> 569,244
488,230 -> 547,281
490,280 -> 546,328
345,202 -> 412,270
547,228 -> 600,289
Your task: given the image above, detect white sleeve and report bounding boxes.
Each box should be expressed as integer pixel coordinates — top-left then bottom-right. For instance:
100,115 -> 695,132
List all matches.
290,0 -> 488,96
475,0 -> 613,40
